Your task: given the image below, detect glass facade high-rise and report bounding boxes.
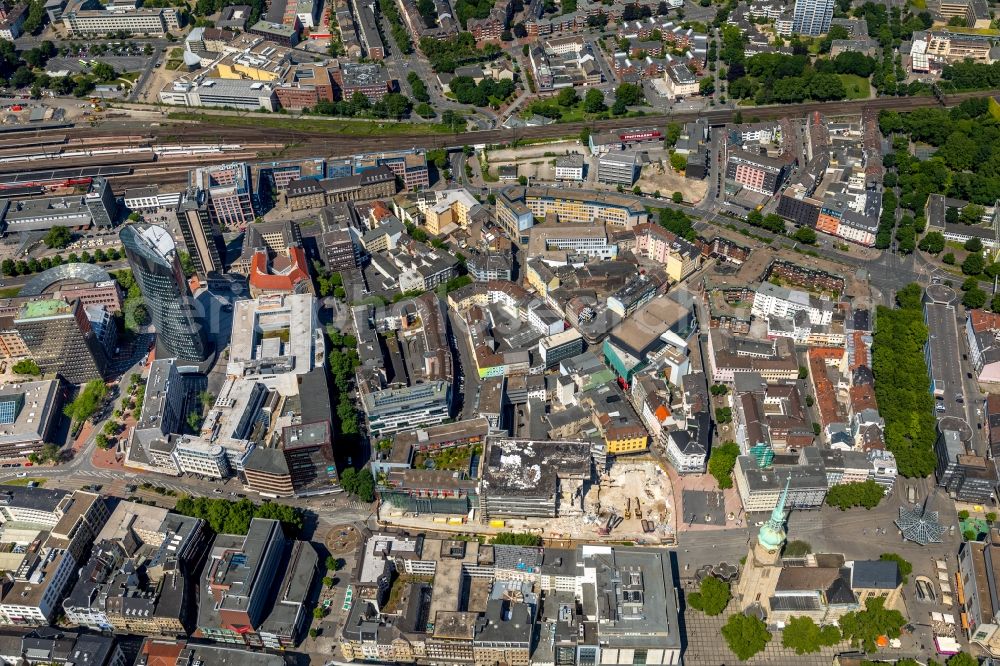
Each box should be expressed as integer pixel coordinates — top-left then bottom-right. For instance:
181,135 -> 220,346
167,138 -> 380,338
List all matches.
121,224 -> 209,364
13,298 -> 109,384
792,0 -> 833,36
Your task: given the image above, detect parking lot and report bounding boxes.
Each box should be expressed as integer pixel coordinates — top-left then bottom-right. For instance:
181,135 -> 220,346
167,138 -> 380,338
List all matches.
47,55 -> 153,75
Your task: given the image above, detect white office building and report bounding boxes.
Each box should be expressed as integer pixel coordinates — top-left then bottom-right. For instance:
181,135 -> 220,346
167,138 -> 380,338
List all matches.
173,438 -> 231,479
791,0 -> 833,36
124,187 -> 182,211
554,154 -> 585,181
159,78 -> 278,112
751,282 -> 834,326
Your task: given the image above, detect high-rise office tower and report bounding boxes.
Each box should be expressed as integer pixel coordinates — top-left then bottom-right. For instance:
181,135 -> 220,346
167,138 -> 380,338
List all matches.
13,298 -> 108,383
189,162 -> 255,229
85,177 -> 118,228
121,224 -> 209,364
792,0 -> 833,36
176,188 -> 224,274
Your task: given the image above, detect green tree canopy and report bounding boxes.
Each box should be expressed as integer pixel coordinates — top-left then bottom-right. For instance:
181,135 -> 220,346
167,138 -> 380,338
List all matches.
781,616 -> 841,654
839,597 -> 906,653
583,88 -> 606,113
872,288 -> 938,477
963,286 -> 987,310
173,496 -> 304,536
43,226 -> 72,249
879,553 -> 912,583
918,231 -> 945,254
64,379 -> 108,425
792,227 -> 817,244
11,359 -> 40,375
946,653 -> 979,666
825,480 -> 886,510
708,441 -> 740,489
492,532 -> 543,546
721,613 -> 771,661
687,575 -> 731,616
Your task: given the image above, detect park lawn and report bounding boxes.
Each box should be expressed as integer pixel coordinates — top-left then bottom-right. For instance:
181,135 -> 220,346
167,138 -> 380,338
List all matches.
0,287 -> 19,298
167,112 -> 456,136
838,74 -> 871,100
2,478 -> 46,487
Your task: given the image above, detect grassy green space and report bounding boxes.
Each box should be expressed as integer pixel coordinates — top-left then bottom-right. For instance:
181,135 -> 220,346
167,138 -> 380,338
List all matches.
838,74 -> 871,99
0,287 -> 20,298
167,112 -> 456,136
2,478 -> 45,487
946,26 -> 1000,35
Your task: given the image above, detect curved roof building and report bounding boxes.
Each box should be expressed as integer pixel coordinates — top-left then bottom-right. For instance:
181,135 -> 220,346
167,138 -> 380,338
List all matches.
19,263 -> 113,296
120,224 -> 209,365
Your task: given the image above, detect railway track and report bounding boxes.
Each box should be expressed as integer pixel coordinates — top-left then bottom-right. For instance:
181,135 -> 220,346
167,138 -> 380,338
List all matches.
63,90 -> 999,158
2,90 -> 995,180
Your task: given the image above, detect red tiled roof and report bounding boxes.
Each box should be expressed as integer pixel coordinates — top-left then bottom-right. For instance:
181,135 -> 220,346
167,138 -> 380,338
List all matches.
808,347 -> 845,427
248,246 -> 311,293
850,383 -> 878,412
849,331 -> 870,370
970,309 -> 1000,334
370,200 -> 393,221
139,640 -> 185,666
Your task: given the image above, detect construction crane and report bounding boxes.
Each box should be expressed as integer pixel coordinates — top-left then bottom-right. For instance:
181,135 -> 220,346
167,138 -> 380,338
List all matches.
625,498 -> 631,520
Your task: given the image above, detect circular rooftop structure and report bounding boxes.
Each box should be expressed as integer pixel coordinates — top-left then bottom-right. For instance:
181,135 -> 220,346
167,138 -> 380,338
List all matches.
926,284 -> 957,305
937,415 -> 973,444
20,263 -> 114,296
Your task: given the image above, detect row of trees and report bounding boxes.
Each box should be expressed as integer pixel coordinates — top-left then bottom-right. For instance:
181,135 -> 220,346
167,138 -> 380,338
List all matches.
958,274 -> 1000,311
311,92 -> 413,121
745,210 -> 787,234
379,0 -> 412,53
339,467 -> 375,502
0,242 -> 125,278
491,532 -> 543,546
113,269 -> 148,333
707,441 -> 740,489
173,496 -> 304,536
327,326 -> 361,442
407,72 -> 430,104
64,379 -> 108,427
528,83 -> 646,120
720,598 -> 917,660
825,480 -> 885,510
871,284 -> 938,477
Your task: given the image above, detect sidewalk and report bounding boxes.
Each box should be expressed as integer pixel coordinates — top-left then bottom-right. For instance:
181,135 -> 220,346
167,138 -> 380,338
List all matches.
662,459 -> 744,534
